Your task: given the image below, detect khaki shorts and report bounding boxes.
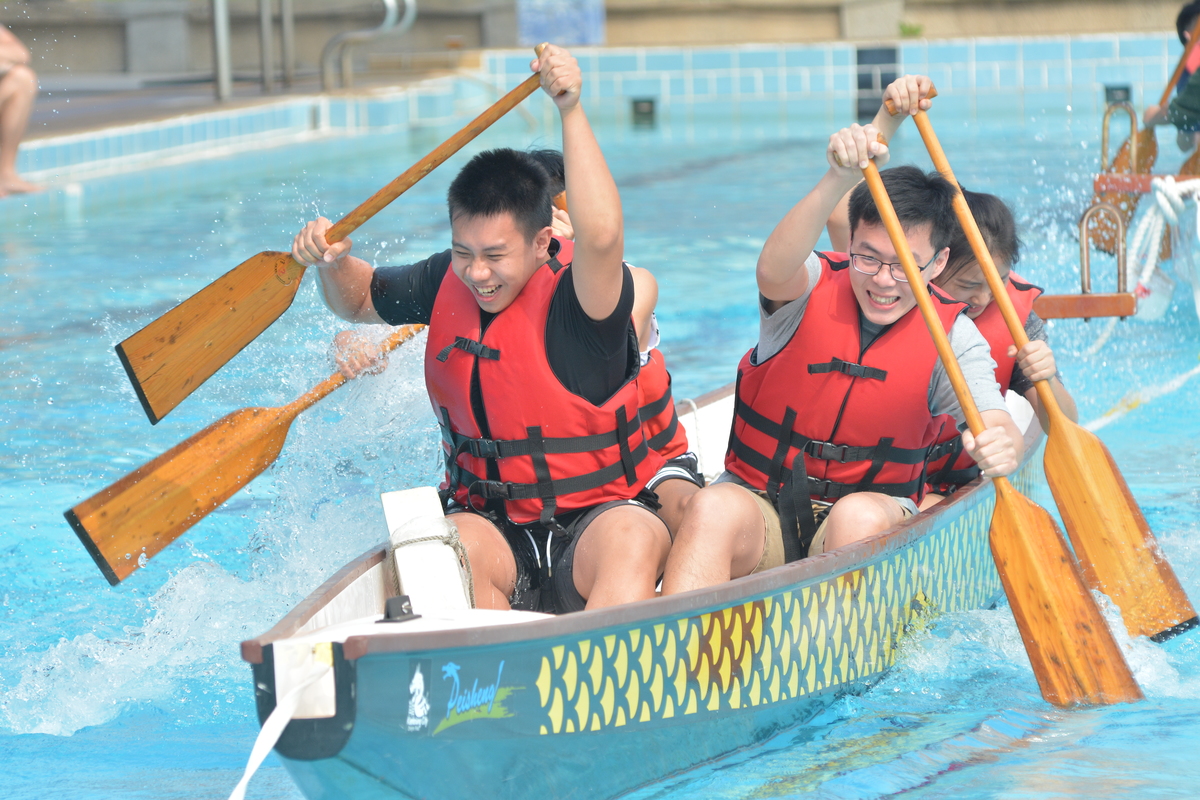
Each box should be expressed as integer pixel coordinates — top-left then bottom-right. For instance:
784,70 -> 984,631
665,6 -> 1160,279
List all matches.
746,490 -> 913,573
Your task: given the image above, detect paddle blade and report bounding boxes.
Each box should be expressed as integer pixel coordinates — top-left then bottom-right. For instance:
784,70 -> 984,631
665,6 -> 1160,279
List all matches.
1089,129 -> 1157,254
1043,418 -> 1197,640
989,482 -> 1143,706
116,252 -> 306,424
65,407 -> 294,584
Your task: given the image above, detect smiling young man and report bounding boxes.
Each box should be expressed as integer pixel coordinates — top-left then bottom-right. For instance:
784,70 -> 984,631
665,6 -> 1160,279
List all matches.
291,45 -> 670,614
661,77 -> 1023,595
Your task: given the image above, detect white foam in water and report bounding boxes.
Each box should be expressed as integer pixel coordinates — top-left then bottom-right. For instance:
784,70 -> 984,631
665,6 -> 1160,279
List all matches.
0,331 -> 439,738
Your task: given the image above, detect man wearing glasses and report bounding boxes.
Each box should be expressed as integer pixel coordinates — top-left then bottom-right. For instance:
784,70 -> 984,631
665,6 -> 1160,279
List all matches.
661,76 -> 1021,595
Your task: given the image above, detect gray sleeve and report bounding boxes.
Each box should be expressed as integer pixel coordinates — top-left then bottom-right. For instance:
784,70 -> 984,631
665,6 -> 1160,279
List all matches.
754,252 -> 823,364
928,315 -> 1008,428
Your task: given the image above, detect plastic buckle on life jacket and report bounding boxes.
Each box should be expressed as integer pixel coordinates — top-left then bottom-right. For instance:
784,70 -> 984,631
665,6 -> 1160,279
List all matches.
808,478 -> 835,499
465,438 -> 501,460
474,480 -> 517,501
806,440 -> 850,463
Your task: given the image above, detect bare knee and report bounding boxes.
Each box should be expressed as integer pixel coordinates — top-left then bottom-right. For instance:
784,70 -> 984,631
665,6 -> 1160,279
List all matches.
451,513 -> 515,609
821,494 -> 904,551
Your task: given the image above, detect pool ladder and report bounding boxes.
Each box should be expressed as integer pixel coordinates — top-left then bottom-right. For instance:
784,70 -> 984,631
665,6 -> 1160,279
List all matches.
321,0 -> 418,91
1033,202 -> 1136,321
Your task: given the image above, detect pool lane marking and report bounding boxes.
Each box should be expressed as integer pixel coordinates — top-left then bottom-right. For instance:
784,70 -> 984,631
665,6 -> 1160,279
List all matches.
1085,354 -> 1200,432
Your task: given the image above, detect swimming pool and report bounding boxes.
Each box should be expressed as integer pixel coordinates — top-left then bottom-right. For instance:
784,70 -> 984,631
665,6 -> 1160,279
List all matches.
3,41 -> 1200,799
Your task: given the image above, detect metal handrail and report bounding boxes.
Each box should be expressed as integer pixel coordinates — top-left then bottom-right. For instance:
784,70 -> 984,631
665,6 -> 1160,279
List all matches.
1079,202 -> 1127,294
1100,101 -> 1138,173
321,0 -> 417,92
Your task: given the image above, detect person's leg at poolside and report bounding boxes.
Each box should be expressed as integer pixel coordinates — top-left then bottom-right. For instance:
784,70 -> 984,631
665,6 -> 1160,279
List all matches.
570,503 -> 671,609
661,482 -> 769,595
449,511 -> 518,610
0,63 -> 39,194
818,492 -> 911,552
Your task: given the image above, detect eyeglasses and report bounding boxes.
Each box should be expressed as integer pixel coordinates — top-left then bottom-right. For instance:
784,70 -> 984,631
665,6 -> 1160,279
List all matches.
849,251 -> 939,283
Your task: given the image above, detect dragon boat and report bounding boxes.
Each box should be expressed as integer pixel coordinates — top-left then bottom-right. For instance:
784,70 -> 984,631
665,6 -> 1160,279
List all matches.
240,383 -> 1048,800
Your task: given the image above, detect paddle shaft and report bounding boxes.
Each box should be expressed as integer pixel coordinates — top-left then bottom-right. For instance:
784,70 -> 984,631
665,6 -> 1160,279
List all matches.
325,67 -> 544,245
859,164 -> 987,437
907,110 -> 1064,422
282,325 -> 425,417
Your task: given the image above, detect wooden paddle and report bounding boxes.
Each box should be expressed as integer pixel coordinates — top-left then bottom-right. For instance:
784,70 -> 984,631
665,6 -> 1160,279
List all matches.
67,325 -> 425,585
860,158 -> 1142,706
1089,17 -> 1200,254
117,46 -> 548,426
908,111 -> 1198,642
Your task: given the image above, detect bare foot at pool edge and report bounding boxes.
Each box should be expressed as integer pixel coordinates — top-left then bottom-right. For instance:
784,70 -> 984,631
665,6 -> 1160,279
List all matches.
0,175 -> 43,194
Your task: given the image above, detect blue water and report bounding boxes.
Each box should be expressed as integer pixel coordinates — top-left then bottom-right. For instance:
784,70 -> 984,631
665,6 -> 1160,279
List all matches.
2,93 -> 1199,798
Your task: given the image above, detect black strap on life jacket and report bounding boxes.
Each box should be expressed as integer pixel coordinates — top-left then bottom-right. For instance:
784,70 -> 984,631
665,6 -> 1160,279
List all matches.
436,336 -> 501,363
926,433 -> 981,490
639,378 -> 681,452
807,357 -> 888,381
439,408 -> 648,517
730,394 -> 932,560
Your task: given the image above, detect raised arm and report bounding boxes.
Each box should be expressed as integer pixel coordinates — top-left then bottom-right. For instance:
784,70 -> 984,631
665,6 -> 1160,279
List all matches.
629,265 -> 659,351
535,45 -> 624,320
292,216 -> 386,324
757,125 -> 888,310
0,26 -> 31,68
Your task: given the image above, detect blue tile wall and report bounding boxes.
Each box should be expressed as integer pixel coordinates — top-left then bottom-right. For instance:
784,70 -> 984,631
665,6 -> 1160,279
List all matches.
17,32 -> 1182,182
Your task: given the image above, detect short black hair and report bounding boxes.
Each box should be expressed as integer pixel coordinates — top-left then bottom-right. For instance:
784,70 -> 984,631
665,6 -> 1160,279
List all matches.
848,165 -> 958,254
1179,1 -> 1200,44
447,148 -> 553,241
934,189 -> 1022,286
526,148 -> 565,196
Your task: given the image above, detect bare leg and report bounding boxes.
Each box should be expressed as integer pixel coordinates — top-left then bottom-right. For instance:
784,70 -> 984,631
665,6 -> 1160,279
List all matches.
571,504 -> 670,609
653,477 -> 701,540
918,492 -> 945,511
661,483 -> 765,595
450,512 -> 517,610
0,64 -> 40,194
819,492 -> 909,552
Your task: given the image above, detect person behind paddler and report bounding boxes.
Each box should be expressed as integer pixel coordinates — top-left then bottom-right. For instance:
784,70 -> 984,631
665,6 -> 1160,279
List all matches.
661,75 -> 1024,595
526,148 -> 704,539
291,45 -> 672,614
921,189 -> 1078,503
1143,1 -> 1200,152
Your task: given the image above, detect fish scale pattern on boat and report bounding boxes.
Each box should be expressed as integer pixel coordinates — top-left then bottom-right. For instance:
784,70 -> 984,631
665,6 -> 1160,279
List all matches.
533,498 -> 1004,735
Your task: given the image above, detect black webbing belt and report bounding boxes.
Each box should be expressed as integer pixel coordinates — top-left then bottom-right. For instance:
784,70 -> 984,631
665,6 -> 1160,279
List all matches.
639,382 -> 680,452
926,433 -> 980,489
807,357 -> 888,381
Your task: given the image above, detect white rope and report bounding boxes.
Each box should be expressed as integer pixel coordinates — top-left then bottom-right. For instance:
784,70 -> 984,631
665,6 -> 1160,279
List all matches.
1126,176 -> 1200,296
227,663 -> 332,800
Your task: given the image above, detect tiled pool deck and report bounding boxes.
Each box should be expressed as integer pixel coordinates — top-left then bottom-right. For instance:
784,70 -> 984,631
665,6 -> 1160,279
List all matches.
14,32 -> 1182,187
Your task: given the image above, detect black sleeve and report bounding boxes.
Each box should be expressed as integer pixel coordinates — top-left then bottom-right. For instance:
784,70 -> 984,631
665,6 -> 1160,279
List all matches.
369,250 -> 452,325
546,264 -> 638,406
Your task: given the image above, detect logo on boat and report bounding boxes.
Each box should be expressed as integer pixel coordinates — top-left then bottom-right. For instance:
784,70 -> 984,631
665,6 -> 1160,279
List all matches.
434,660 -> 518,734
406,658 -> 432,732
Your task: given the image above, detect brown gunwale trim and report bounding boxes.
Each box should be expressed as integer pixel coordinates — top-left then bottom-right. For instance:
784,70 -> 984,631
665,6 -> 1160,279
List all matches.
674,382 -> 735,417
241,546 -> 387,664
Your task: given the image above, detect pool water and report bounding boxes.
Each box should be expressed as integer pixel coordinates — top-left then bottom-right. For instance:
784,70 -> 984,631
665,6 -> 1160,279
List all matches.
2,95 -> 1199,799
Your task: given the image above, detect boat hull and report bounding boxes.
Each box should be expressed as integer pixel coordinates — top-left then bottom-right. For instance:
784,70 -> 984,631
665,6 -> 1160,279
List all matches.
250,442 -> 1049,799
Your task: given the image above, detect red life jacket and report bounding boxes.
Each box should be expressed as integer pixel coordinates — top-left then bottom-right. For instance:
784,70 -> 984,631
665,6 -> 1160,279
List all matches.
925,272 -> 1043,493
724,252 -> 966,561
638,348 -> 688,460
425,238 -> 662,525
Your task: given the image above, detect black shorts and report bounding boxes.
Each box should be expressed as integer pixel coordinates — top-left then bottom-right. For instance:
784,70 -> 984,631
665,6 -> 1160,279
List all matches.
645,452 -> 706,492
444,490 -> 663,615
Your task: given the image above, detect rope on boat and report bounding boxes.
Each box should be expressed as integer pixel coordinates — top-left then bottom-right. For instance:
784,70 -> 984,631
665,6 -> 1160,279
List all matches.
227,661 -> 332,800
390,521 -> 476,608
1127,175 -> 1200,306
